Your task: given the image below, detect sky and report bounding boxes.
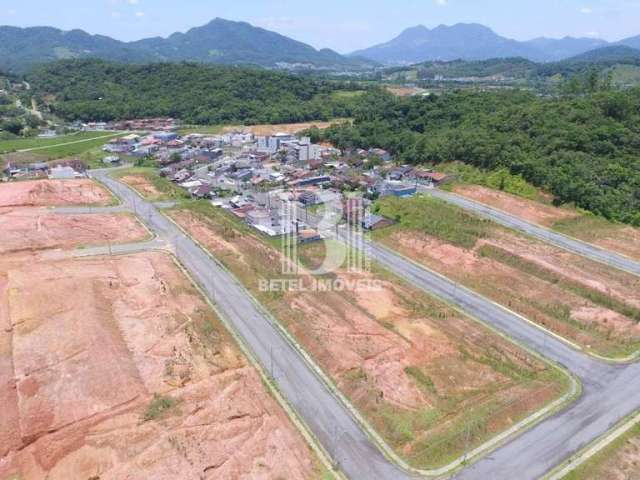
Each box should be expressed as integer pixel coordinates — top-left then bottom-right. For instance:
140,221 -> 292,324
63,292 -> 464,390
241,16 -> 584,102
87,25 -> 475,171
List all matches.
0,0 -> 639,53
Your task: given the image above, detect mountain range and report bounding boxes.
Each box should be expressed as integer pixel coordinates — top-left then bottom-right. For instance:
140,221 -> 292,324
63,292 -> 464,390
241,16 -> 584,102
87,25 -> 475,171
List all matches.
1,18 -> 640,73
0,18 -> 375,73
350,23 -> 640,65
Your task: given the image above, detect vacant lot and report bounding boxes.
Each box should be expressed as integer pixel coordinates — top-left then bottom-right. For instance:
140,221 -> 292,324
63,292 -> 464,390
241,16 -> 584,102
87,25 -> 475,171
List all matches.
452,184 -> 640,261
0,179 -> 325,479
222,121 -> 337,136
167,202 -> 568,469
0,132 -> 118,154
0,179 -> 114,208
0,208 -> 148,254
115,168 -> 188,201
375,195 -> 640,358
563,423 -> 640,480
0,252 -> 323,480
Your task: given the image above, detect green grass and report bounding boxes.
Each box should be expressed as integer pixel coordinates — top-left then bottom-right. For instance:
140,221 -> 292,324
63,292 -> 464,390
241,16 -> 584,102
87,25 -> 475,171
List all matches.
0,131 -> 121,154
552,214 -> 626,242
438,162 -> 541,200
562,421 -> 640,480
373,194 -> 490,249
478,244 -> 640,322
404,366 -> 437,395
113,167 -> 190,201
330,90 -> 366,99
143,393 -> 180,421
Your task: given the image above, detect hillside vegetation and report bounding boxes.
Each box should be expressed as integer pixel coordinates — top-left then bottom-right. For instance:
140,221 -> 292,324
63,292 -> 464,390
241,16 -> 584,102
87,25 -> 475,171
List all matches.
317,89 -> 640,225
27,60 -> 363,125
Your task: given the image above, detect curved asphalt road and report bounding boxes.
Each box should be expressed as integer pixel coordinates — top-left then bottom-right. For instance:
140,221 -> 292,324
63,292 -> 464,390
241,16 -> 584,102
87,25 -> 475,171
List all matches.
422,188 -> 640,277
90,171 -> 640,479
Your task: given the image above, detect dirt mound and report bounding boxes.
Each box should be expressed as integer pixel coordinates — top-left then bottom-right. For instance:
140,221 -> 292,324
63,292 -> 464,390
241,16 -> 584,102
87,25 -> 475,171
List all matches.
0,179 -> 113,208
120,175 -> 163,201
0,252 -> 321,480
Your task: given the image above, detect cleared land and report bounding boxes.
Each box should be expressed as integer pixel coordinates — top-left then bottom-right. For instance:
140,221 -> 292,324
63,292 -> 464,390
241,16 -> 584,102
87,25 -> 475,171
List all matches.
115,168 -> 189,201
0,208 -> 148,253
0,132 -> 118,154
222,121 -> 337,136
452,184 -> 640,261
0,179 -> 114,208
375,195 -> 640,358
563,423 -> 640,480
167,201 -> 568,469
0,252 -> 323,480
0,179 -> 325,480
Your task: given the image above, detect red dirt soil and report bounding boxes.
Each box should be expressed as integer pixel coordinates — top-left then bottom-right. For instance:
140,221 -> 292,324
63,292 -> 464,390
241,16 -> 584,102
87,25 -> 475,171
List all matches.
0,179 -> 113,208
452,185 -> 579,227
387,227 -> 640,356
0,207 -> 148,254
169,209 -> 565,467
120,174 -> 163,201
0,252 -> 321,480
452,184 -> 640,261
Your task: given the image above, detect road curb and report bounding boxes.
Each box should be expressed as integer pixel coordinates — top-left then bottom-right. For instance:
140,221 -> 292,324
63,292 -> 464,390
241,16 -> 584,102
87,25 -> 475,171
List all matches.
162,205 -> 580,479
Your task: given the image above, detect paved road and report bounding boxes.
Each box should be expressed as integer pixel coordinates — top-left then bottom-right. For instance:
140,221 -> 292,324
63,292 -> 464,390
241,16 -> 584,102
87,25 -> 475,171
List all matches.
90,170 -> 410,480
87,174 -> 640,480
297,205 -> 640,479
358,238 -> 640,480
422,188 -> 640,277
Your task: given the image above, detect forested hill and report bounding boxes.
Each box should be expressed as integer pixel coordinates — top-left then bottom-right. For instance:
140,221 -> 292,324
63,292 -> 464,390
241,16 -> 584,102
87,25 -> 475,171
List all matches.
27,60 -> 363,124
316,89 -> 640,225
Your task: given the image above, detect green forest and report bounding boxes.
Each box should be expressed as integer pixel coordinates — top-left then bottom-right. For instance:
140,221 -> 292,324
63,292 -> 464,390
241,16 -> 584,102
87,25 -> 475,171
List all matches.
312,89 -> 640,225
26,59 -> 363,125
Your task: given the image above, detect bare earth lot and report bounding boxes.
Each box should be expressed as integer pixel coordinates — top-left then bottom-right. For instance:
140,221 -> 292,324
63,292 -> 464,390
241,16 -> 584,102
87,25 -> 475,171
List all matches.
168,205 -> 567,469
223,121 -> 335,136
376,196 -> 640,358
452,184 -> 640,261
0,208 -> 148,253
0,179 -> 113,208
0,179 -> 324,480
120,174 -> 164,201
0,252 -> 321,480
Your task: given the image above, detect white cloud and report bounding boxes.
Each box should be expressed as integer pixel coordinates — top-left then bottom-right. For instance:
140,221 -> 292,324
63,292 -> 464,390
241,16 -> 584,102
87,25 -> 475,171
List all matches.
7,9 -> 16,15
436,0 -> 448,5
580,6 -> 593,14
111,11 -> 122,18
135,11 -> 145,17
127,0 -> 140,5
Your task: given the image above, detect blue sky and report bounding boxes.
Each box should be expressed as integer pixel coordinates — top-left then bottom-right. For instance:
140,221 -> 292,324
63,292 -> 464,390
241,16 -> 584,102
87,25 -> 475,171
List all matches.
0,0 -> 639,53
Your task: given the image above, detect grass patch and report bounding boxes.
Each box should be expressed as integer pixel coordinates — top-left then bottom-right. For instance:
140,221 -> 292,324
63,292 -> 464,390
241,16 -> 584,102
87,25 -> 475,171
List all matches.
478,244 -> 640,322
143,393 -> 179,421
373,194 -> 490,249
552,214 -> 626,242
404,366 -> 437,395
0,131 -> 123,157
438,162 -> 541,201
562,421 -> 640,480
